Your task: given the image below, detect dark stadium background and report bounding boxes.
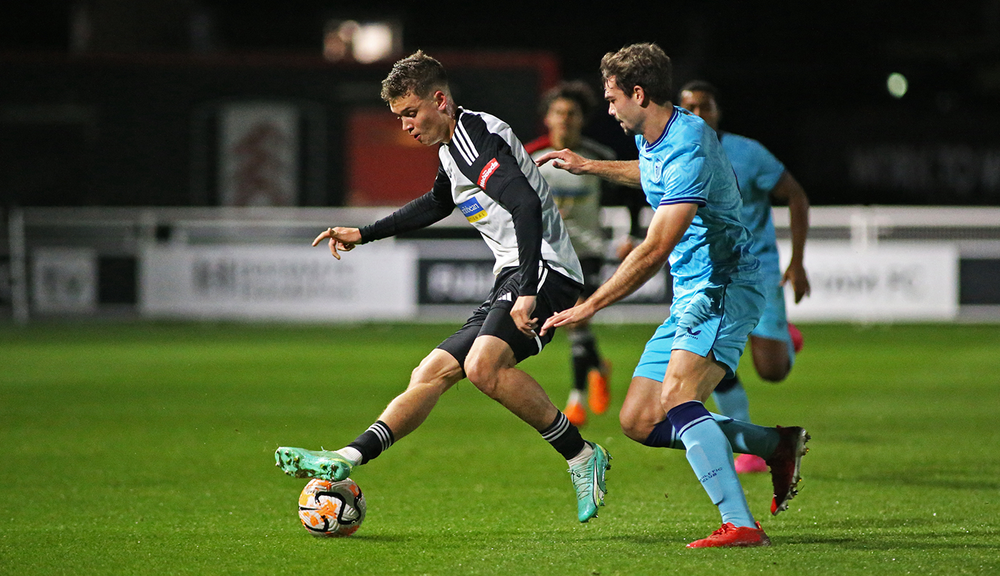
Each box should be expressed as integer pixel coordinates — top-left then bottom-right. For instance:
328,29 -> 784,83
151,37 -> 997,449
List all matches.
2,0 -> 998,207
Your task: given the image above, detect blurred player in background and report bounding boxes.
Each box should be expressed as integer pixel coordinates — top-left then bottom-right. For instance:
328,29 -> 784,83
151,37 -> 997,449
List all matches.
524,80 -> 618,427
678,80 -> 811,474
538,43 -> 808,547
275,50 -> 611,524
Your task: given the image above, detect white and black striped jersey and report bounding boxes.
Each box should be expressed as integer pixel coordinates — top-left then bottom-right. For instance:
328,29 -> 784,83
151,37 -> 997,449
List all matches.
359,108 -> 583,295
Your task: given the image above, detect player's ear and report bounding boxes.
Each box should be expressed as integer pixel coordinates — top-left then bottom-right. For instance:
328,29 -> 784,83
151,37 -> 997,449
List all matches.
633,85 -> 647,106
433,90 -> 449,112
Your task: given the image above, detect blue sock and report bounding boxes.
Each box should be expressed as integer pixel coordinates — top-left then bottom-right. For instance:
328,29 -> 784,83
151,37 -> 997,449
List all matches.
714,415 -> 780,457
645,413 -> 779,458
712,375 -> 751,423
643,418 -> 684,449
668,401 -> 755,528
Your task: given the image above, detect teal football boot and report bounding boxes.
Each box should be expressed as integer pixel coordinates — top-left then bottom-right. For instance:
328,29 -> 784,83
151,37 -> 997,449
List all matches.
275,447 -> 353,481
568,441 -> 611,522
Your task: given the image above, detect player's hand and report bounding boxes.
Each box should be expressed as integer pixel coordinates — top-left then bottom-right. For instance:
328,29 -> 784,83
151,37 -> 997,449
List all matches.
781,262 -> 811,303
312,227 -> 361,260
534,149 -> 588,174
510,295 -> 539,338
540,301 -> 595,336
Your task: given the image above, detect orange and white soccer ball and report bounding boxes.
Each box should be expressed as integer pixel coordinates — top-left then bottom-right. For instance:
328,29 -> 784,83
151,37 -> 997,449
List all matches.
297,478 -> 366,537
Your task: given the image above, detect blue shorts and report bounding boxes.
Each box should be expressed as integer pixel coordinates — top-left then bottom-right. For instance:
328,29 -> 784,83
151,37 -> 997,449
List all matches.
750,277 -> 796,363
633,281 -> 765,382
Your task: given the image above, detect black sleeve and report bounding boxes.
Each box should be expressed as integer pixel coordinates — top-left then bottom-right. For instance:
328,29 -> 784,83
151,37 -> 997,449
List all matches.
449,116 -> 544,295
491,176 -> 543,296
358,166 -> 455,243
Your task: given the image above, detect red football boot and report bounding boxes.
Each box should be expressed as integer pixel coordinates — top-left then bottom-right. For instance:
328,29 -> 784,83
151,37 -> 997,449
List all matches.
687,522 -> 771,548
766,425 -> 810,515
788,322 -> 804,353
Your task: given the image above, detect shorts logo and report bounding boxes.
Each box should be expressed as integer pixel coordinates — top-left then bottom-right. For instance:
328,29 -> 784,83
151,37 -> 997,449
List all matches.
478,157 -> 500,188
459,197 -> 487,223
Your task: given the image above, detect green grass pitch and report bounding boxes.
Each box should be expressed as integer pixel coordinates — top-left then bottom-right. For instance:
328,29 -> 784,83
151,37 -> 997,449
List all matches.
1,321 -> 998,575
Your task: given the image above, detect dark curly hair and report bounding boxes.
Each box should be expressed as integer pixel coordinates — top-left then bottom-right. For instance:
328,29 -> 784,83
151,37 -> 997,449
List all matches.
538,80 -> 598,119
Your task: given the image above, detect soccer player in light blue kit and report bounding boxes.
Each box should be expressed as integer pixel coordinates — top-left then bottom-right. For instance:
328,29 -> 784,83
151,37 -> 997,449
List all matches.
679,81 -> 811,474
539,43 -> 809,548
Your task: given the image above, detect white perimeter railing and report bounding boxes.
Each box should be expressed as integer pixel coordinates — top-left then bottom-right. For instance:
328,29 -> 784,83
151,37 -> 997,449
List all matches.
4,205 -> 1000,323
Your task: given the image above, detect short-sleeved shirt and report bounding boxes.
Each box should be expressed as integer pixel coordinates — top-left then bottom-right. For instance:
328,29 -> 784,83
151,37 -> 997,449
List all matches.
720,132 -> 785,280
636,107 -> 759,305
528,136 -> 617,259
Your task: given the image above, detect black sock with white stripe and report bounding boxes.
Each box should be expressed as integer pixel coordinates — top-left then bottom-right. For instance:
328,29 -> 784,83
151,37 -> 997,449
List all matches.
540,412 -> 586,461
346,420 -> 395,464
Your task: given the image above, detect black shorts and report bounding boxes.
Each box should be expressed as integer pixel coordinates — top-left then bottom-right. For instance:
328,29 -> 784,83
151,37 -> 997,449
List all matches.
437,265 -> 582,367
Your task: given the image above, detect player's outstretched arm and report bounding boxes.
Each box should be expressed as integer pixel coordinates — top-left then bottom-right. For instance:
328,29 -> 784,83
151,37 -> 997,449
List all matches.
771,171 -> 811,303
541,203 -> 695,336
535,149 -> 642,187
312,227 -> 361,260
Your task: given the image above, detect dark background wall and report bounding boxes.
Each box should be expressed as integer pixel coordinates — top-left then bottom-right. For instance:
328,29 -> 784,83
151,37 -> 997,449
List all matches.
2,0 -> 1000,207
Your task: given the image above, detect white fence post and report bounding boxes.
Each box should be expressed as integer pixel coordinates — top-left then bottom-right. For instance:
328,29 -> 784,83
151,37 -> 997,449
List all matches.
9,207 -> 29,325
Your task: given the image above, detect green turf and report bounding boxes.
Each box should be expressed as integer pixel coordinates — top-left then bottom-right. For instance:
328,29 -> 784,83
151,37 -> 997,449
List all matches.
1,321 -> 998,575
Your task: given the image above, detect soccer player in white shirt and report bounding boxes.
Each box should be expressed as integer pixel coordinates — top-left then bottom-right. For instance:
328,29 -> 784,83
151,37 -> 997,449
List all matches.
275,51 -> 611,524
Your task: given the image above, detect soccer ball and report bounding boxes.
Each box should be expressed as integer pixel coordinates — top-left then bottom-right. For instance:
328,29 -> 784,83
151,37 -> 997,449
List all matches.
297,478 -> 366,537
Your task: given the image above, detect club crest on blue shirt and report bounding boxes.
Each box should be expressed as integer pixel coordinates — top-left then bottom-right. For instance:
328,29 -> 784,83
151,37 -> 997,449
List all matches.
459,197 -> 487,223
652,160 -> 663,183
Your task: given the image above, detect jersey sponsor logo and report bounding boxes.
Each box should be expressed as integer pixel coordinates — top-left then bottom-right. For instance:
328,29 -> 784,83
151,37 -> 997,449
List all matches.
478,157 -> 500,188
496,291 -> 512,302
686,327 -> 702,336
458,197 -> 488,223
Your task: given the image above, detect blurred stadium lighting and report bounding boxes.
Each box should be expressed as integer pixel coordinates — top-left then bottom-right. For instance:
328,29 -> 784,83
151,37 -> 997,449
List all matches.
887,72 -> 909,98
323,19 -> 400,63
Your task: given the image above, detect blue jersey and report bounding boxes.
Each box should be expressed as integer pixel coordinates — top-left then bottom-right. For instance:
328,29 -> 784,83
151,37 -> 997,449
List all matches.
636,107 -> 759,302
720,132 -> 785,279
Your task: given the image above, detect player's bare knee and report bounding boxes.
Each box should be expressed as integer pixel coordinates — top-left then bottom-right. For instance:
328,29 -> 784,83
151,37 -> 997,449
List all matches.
618,411 -> 648,443
463,357 -> 499,396
751,340 -> 792,382
619,399 -> 653,442
409,365 -> 429,385
757,362 -> 791,383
